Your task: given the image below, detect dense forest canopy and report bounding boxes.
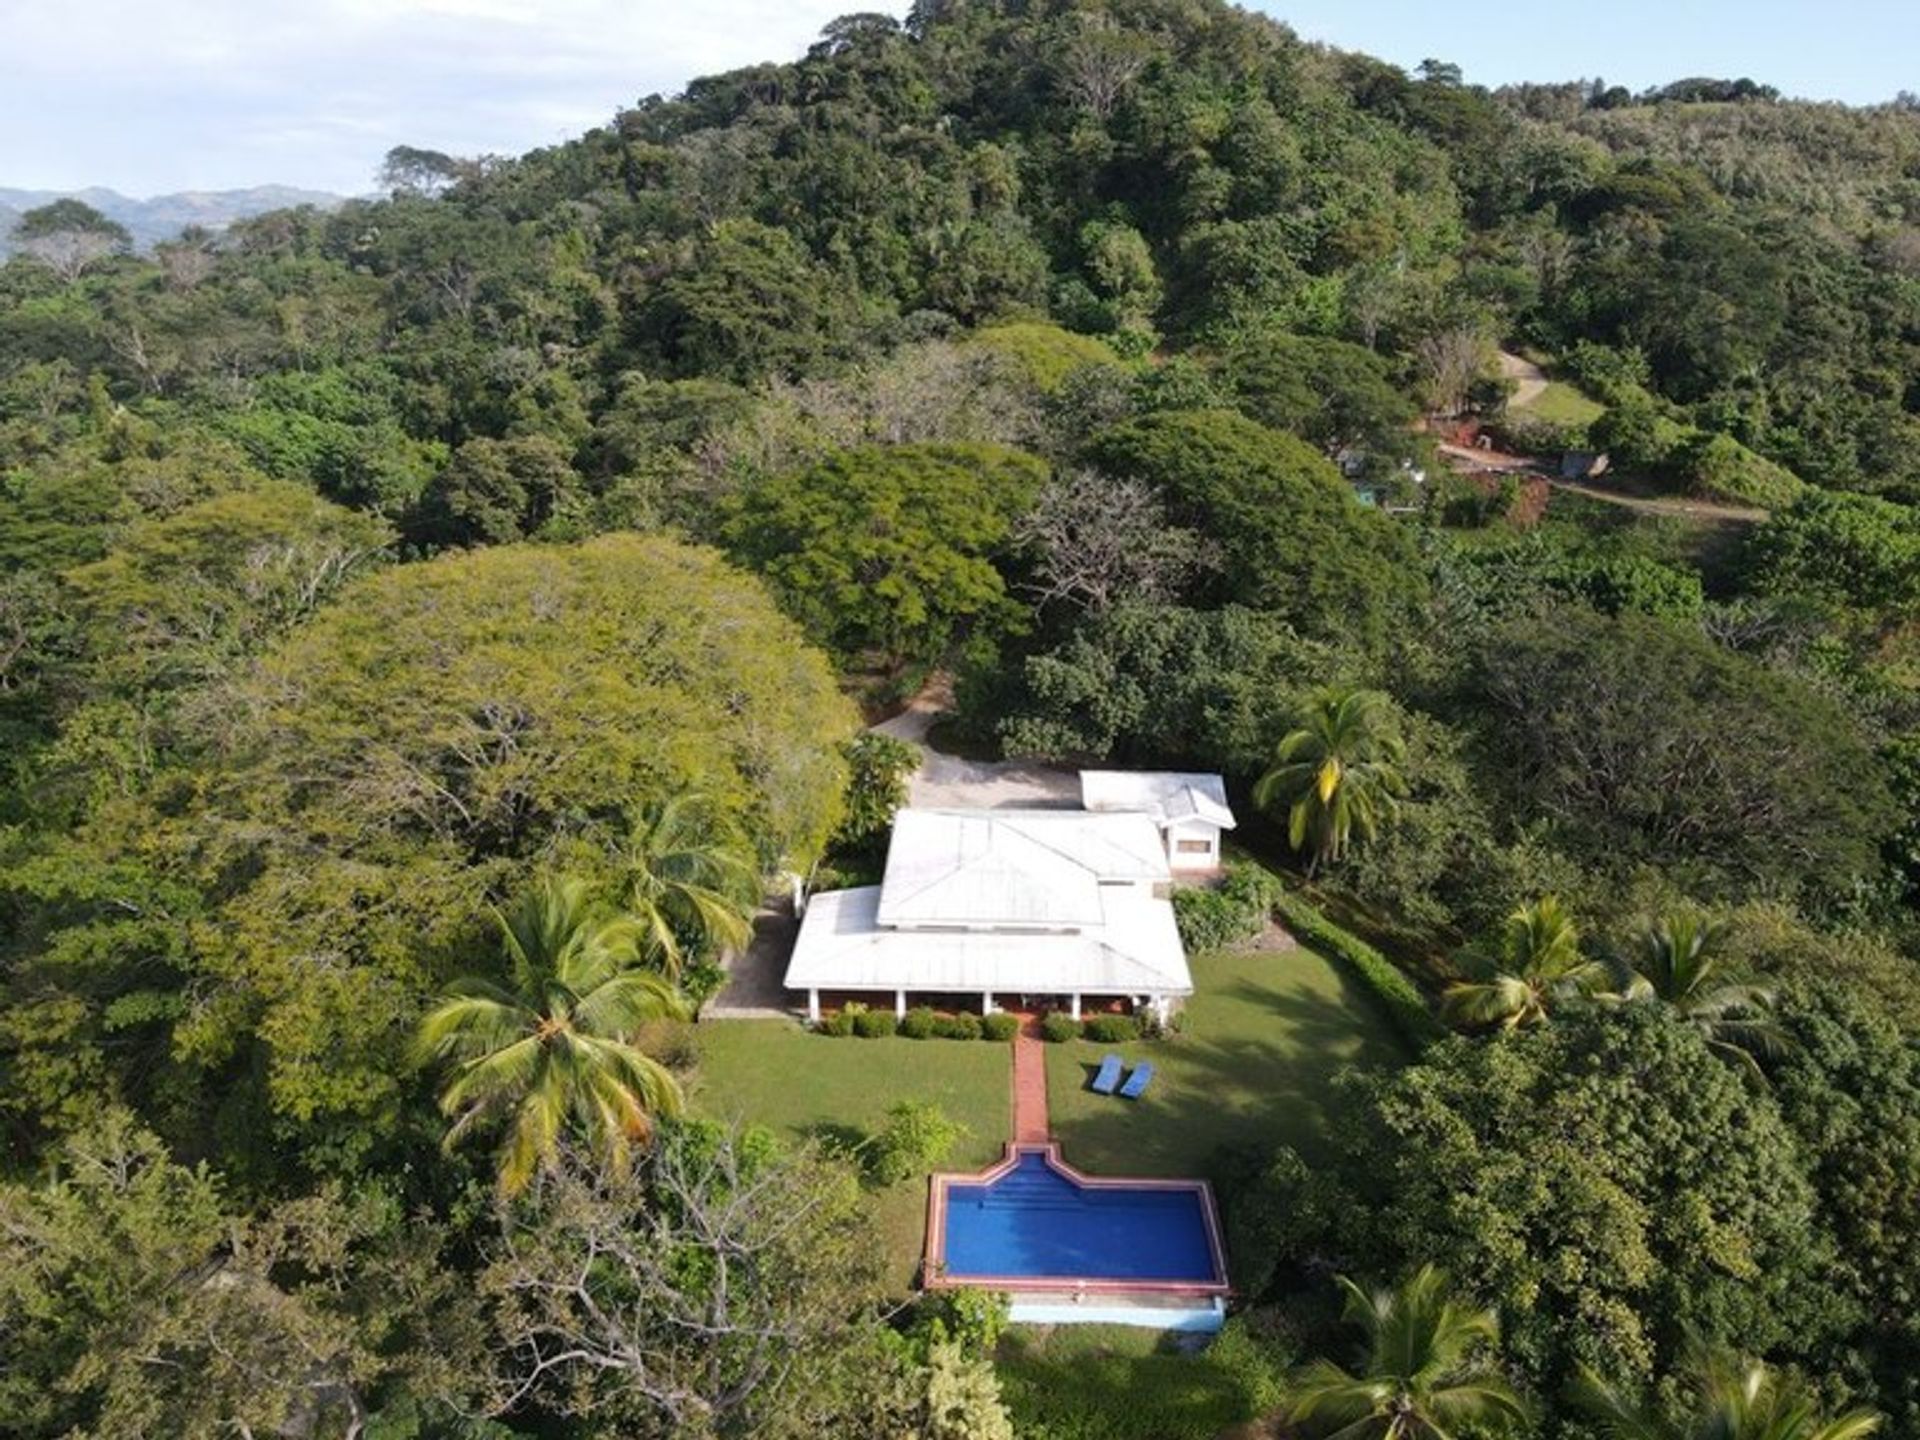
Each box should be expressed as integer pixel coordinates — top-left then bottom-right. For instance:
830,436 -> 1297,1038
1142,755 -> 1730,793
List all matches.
4,2 -> 1920,1437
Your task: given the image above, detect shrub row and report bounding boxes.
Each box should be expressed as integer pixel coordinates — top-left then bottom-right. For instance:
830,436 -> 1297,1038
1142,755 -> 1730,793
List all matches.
1038,1012 -> 1144,1044
821,1007 -> 1156,1043
1172,861 -> 1281,954
1270,890 -> 1445,1050
818,1004 -> 1018,1041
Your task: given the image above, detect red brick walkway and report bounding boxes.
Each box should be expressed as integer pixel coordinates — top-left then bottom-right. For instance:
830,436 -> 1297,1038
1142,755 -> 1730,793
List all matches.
1011,1015 -> 1050,1144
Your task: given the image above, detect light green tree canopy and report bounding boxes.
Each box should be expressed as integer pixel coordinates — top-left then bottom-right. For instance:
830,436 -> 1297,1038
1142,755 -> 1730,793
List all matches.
50,534 -> 852,1174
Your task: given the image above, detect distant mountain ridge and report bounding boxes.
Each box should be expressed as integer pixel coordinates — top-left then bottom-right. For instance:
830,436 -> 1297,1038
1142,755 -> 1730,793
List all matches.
0,184 -> 346,250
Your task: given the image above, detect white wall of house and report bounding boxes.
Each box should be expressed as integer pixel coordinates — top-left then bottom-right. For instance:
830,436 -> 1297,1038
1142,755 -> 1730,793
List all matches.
1164,819 -> 1222,872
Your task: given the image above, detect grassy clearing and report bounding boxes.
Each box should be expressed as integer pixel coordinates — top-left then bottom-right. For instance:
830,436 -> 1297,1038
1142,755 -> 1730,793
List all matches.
1045,942 -> 1407,1176
690,1020 -> 1011,1288
692,936 -> 1410,1292
1519,378 -> 1606,428
996,1321 -> 1286,1440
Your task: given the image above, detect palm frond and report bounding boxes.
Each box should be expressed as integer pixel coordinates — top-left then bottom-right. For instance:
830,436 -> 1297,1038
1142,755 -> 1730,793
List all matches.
571,966 -> 689,1036
1441,976 -> 1537,1029
414,991 -> 531,1063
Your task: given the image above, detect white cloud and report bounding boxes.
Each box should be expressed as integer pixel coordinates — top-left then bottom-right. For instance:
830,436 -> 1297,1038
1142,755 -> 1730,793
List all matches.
0,0 -> 874,194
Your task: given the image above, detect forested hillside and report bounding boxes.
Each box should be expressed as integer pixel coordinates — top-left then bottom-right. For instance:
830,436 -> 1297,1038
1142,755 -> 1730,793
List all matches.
4,2 -> 1920,1437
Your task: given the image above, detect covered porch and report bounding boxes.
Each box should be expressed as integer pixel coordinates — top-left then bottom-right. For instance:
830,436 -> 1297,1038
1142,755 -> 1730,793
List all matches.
786,885 -> 1192,1029
802,987 -> 1176,1025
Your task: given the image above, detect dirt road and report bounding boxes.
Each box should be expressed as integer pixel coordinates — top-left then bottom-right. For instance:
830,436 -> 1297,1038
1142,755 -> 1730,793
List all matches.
1499,350 -> 1548,409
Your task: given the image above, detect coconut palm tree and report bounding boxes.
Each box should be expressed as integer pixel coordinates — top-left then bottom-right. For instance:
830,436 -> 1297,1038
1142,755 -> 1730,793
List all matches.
417,874 -> 689,1196
1442,896 -> 1610,1030
622,791 -> 761,977
1255,687 -> 1408,876
1574,1344 -> 1879,1440
1288,1265 -> 1526,1440
1608,913 -> 1786,1079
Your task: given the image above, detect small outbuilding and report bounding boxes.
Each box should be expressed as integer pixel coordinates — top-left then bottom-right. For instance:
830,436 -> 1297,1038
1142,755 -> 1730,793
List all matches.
1079,771 -> 1236,874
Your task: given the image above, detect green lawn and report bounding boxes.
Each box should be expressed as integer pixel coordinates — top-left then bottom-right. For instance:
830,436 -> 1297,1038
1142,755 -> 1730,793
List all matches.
996,1322 -> 1283,1440
690,1021 -> 1011,1288
691,939 -> 1409,1292
1517,378 -> 1606,428
1046,942 -> 1407,1177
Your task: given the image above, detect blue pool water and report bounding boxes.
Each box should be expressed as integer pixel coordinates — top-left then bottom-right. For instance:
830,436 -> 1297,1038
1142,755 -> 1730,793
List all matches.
940,1152 -> 1221,1284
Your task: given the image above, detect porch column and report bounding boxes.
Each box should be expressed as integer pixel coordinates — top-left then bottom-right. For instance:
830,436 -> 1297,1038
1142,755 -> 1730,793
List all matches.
807,989 -> 820,1024
1069,993 -> 1082,1021
895,989 -> 907,1020
982,991 -> 995,1015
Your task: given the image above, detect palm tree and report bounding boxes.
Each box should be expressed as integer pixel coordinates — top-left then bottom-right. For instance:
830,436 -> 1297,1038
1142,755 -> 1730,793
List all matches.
1442,896 -> 1610,1030
1574,1344 -> 1879,1440
1254,688 -> 1408,876
1288,1265 -> 1527,1440
1607,913 -> 1786,1079
622,792 -> 761,977
417,874 -> 689,1196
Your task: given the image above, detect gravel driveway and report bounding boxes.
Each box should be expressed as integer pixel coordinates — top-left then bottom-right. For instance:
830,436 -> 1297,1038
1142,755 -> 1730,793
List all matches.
871,676 -> 1078,811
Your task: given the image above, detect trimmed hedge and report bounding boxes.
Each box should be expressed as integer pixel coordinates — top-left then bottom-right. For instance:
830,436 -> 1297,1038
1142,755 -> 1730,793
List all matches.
1081,1014 -> 1141,1044
980,1012 -> 1021,1042
898,1005 -> 940,1039
1039,1013 -> 1080,1043
853,1008 -> 898,1039
1270,890 -> 1444,1049
936,1012 -> 983,1040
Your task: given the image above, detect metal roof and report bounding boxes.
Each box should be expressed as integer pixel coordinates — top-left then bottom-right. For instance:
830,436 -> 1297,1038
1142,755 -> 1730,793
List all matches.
1079,771 -> 1237,831
875,809 -> 1168,930
788,885 -> 1193,997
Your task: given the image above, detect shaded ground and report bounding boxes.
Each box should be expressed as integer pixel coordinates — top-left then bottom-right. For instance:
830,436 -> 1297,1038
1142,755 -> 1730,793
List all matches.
997,1323 -> 1279,1440
1045,942 -> 1407,1176
702,901 -> 801,1019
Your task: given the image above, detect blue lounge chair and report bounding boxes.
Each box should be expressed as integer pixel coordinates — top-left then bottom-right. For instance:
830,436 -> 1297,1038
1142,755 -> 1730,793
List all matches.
1118,1062 -> 1155,1100
1090,1053 -> 1124,1094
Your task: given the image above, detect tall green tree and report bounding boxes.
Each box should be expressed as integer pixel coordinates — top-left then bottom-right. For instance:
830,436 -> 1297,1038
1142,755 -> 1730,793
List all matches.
723,443 -> 1045,666
1254,687 -> 1407,875
417,875 -> 688,1196
1443,895 -> 1607,1030
1287,1265 -> 1526,1440
1340,1004 -> 1835,1394
1085,410 -> 1423,651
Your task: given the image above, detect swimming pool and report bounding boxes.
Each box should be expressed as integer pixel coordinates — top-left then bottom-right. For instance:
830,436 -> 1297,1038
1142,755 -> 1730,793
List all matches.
926,1146 -> 1228,1294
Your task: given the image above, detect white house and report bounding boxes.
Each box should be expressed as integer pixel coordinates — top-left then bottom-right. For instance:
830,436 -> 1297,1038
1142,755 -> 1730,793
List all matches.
787,807 -> 1191,1025
1079,771 -> 1236,874
785,770 -> 1239,1023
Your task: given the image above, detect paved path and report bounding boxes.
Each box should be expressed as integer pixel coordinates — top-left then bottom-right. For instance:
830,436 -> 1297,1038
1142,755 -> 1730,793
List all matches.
1011,1016 -> 1051,1144
701,900 -> 803,1019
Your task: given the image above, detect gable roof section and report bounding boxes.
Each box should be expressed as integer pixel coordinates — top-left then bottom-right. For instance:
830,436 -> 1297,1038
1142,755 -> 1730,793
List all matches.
789,885 -> 1193,997
876,809 -> 1167,930
1079,771 -> 1237,831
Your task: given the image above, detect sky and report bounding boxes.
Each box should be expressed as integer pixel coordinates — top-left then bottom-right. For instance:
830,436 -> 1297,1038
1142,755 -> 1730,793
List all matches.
2,0 -> 1916,198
